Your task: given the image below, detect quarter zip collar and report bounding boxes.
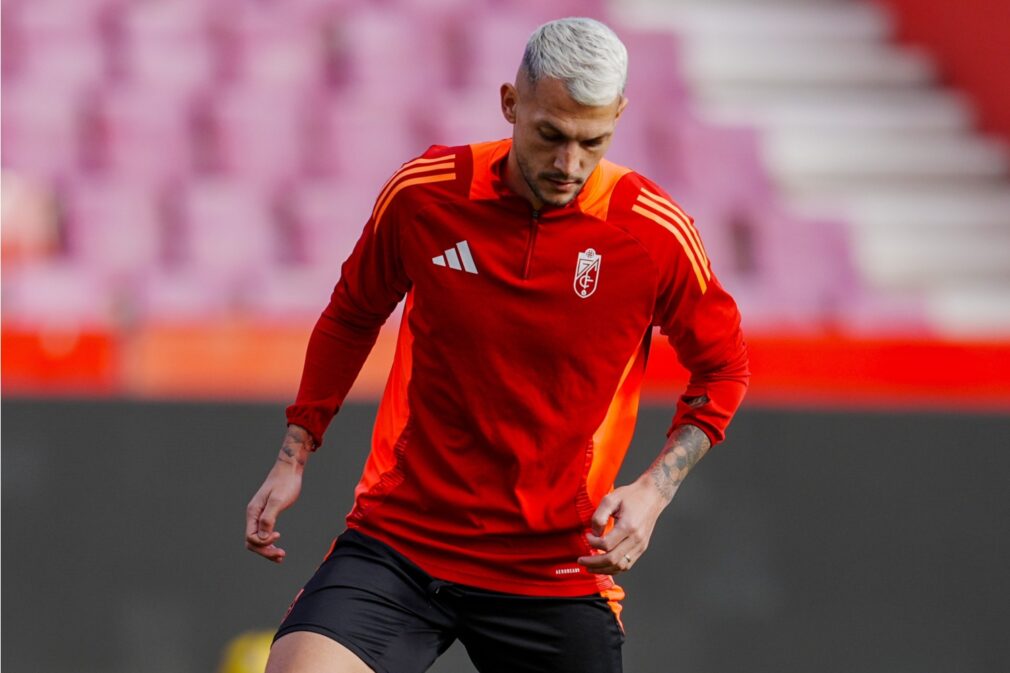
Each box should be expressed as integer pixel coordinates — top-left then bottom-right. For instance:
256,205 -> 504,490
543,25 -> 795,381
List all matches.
476,139 -> 596,220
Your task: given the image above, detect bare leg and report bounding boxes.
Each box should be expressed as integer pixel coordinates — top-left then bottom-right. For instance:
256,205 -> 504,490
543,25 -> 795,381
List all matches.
266,632 -> 374,673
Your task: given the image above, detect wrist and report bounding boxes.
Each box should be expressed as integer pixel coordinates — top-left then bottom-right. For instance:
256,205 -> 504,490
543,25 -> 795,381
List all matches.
636,471 -> 676,507
276,426 -> 313,472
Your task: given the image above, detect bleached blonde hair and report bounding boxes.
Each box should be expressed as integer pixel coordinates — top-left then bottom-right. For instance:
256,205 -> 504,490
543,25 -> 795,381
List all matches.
520,17 -> 628,106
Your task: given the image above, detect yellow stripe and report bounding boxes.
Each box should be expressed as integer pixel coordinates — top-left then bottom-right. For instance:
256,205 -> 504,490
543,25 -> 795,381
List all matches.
374,173 -> 456,231
631,204 -> 708,293
639,188 -> 709,273
636,194 -> 710,279
372,159 -> 456,222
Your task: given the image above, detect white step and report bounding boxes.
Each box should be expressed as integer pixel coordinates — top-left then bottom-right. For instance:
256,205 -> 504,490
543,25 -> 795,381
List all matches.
844,189 -> 1010,289
789,188 -> 1010,290
699,90 -> 973,135
763,131 -> 1009,182
855,233 -> 1010,290
926,286 -> 1010,336
684,41 -> 934,89
615,1 -> 891,42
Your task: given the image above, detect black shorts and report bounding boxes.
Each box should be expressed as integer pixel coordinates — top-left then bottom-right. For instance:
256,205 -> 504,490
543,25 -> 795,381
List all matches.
275,529 -> 624,673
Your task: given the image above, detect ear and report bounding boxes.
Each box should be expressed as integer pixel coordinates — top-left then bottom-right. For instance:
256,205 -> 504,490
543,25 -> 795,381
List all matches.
614,96 -> 629,121
500,83 -> 518,124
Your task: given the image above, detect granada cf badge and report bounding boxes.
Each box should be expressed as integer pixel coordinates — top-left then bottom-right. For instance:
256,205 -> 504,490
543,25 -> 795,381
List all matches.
574,248 -> 601,298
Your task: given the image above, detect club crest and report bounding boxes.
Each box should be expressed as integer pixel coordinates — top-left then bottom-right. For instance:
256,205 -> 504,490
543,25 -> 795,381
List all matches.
574,248 -> 601,299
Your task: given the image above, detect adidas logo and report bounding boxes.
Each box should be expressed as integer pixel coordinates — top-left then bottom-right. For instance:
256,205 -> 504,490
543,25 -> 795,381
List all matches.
432,240 -> 478,274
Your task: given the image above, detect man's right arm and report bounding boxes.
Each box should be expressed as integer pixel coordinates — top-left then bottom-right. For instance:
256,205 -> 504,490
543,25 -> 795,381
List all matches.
245,424 -> 314,563
246,158 -> 418,561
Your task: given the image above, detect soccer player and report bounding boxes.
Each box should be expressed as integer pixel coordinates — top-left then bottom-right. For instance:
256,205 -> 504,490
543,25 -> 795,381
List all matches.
246,17 -> 749,673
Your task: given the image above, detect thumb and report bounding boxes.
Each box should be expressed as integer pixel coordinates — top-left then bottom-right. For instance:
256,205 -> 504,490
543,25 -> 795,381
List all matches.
258,496 -> 279,539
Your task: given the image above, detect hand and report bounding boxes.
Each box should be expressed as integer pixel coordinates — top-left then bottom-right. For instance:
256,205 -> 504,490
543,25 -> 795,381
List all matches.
245,426 -> 313,563
576,477 -> 667,575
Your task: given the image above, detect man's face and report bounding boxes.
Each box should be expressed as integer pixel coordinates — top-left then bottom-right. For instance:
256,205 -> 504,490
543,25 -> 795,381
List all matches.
501,74 -> 627,209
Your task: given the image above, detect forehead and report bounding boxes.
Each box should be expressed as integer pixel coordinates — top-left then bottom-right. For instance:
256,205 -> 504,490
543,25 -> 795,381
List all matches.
521,76 -> 621,139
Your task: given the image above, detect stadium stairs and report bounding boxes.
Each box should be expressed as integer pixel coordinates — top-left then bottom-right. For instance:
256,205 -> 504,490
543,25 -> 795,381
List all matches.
614,0 -> 1010,337
2,0 -> 1008,407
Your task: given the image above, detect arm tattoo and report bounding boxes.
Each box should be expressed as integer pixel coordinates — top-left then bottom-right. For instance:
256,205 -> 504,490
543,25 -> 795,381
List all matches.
649,425 -> 711,503
279,443 -> 307,467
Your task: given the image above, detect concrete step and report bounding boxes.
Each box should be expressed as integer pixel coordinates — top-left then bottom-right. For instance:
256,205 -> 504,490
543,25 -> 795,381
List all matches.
926,285 -> 1010,336
684,41 -> 934,89
700,90 -> 973,135
763,131 -> 1009,183
809,188 -> 1010,290
616,1 -> 890,42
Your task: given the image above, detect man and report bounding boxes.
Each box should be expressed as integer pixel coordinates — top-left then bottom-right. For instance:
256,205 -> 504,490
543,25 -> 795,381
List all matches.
246,17 -> 749,673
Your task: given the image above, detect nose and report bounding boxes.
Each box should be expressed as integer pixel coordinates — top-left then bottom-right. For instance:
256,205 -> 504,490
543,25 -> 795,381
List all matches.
553,142 -> 581,178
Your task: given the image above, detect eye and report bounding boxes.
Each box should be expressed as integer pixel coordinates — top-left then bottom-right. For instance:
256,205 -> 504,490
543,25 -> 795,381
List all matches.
582,137 -> 605,149
539,129 -> 563,143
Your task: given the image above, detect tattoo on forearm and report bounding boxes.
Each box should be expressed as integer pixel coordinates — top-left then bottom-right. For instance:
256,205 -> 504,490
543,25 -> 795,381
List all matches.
279,443 -> 307,466
649,425 -> 711,502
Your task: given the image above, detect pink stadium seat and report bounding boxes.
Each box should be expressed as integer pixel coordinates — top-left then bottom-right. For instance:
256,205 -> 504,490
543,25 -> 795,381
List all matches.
63,178 -> 165,278
458,10 -> 540,91
671,118 -> 773,206
306,95 -> 426,186
215,2 -> 323,91
119,1 -> 214,92
134,268 -> 236,323
200,85 -> 308,184
11,0 -> 107,87
1,81 -> 86,178
423,90 -> 513,148
84,85 -> 196,181
1,260 -> 117,328
283,179 -> 376,268
338,7 -> 437,101
621,30 -> 688,108
178,178 -> 278,278
245,265 -> 339,320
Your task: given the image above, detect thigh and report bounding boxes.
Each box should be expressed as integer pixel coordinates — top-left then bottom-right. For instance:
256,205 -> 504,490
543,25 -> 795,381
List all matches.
274,530 -> 457,673
455,590 -> 624,673
267,632 -> 372,673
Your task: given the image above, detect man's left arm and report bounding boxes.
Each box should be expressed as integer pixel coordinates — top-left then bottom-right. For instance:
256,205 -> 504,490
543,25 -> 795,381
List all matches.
576,424 -> 711,574
578,195 -> 749,574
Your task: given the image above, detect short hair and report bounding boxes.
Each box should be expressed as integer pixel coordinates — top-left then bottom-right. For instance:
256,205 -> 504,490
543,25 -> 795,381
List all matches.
520,17 -> 628,107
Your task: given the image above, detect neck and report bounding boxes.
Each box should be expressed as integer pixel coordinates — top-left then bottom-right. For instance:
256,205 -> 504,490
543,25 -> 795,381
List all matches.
504,148 -> 544,211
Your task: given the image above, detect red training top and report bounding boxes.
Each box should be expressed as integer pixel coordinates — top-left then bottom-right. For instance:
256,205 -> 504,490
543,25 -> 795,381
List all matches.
287,139 -> 749,599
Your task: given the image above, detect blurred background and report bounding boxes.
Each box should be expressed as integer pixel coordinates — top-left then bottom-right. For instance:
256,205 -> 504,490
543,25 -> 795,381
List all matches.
2,0 -> 1008,672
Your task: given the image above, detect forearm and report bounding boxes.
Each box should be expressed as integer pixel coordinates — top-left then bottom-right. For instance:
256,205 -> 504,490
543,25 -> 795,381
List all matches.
276,424 -> 314,472
642,424 -> 711,504
285,304 -> 384,446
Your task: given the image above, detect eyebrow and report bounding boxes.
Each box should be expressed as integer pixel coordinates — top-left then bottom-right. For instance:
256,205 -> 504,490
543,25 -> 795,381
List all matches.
538,122 -> 609,144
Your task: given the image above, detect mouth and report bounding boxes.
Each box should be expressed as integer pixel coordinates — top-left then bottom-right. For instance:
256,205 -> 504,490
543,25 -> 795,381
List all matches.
544,176 -> 581,190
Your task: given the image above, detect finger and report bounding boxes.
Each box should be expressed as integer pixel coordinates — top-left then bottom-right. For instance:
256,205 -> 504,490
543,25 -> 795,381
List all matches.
245,492 -> 268,539
246,539 -> 287,563
590,494 -> 620,536
577,539 -> 639,574
258,496 -> 283,540
245,530 -> 280,547
586,524 -> 629,553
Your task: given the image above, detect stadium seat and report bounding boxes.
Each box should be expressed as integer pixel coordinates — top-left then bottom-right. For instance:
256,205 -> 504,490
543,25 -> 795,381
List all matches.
1,81 -> 87,179
62,178 -> 165,279
197,85 -> 309,184
176,178 -> 279,279
118,0 -> 215,93
83,85 -> 197,182
1,260 -> 118,328
283,179 -> 376,268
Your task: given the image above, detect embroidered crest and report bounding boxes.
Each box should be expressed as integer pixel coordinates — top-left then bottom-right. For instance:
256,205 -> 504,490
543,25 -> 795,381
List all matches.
574,248 -> 601,298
